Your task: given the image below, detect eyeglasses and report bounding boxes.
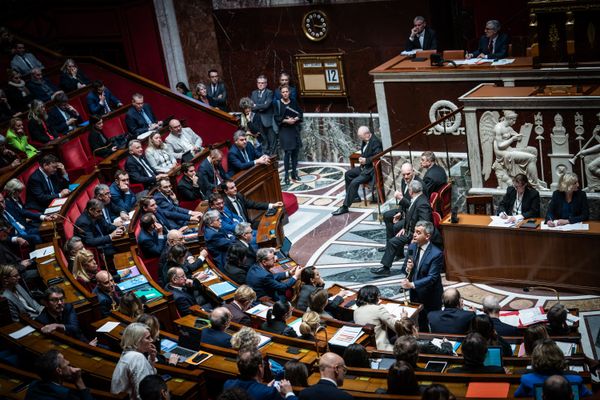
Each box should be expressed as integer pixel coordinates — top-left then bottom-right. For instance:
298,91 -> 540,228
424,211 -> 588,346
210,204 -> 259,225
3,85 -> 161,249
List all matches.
334,364 -> 347,373
48,296 -> 65,303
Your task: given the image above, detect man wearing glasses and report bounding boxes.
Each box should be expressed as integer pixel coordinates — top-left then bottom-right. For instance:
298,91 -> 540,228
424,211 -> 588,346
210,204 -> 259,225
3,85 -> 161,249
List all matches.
466,19 -> 510,60
299,352 -> 352,400
206,69 -> 229,111
35,286 -> 88,343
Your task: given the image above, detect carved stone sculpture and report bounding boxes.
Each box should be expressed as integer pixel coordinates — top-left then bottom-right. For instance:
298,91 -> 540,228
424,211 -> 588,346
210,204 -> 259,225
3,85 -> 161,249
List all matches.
572,112 -> 600,192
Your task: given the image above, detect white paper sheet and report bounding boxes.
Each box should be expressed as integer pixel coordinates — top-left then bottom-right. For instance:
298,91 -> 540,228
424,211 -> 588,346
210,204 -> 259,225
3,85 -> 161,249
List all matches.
491,58 -> 515,66
96,321 -> 120,333
541,222 -> 589,231
29,246 -> 55,259
246,304 -> 270,319
328,326 -> 363,347
9,325 -> 35,339
499,314 -> 520,327
488,215 -> 523,228
382,302 -> 417,318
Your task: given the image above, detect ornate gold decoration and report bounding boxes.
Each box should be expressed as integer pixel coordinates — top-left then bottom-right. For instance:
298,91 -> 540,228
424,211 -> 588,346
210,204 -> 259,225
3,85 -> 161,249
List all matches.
548,24 -> 560,51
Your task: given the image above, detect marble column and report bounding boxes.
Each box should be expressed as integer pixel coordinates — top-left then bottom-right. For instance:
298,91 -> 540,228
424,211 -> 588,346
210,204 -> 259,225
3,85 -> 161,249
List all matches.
153,0 -> 189,89
374,80 -> 392,148
464,107 -> 483,187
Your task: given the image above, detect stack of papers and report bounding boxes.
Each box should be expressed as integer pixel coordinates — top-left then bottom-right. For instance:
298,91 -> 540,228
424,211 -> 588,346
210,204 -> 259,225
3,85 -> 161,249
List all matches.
382,302 -> 417,318
29,246 -> 55,259
246,304 -> 270,319
541,222 -> 589,231
500,307 -> 547,328
328,326 -> 363,347
96,321 -> 120,333
488,215 -> 523,228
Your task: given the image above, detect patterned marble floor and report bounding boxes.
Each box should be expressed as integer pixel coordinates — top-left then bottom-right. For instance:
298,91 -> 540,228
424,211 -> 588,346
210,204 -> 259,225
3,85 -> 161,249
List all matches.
280,162 -> 600,361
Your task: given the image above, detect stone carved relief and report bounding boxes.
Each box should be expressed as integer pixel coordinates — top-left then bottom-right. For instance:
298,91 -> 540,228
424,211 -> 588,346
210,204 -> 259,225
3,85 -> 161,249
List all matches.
480,110 -> 547,190
426,100 -> 464,136
548,113 -> 573,189
571,112 -> 600,192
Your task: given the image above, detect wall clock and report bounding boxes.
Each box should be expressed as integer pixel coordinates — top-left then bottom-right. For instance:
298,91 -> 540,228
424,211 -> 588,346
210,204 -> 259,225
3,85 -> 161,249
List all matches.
302,10 -> 329,42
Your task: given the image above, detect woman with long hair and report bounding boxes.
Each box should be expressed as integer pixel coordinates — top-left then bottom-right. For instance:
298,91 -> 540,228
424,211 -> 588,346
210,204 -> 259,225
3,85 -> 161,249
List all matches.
145,131 -> 177,173
261,300 -> 297,337
27,99 -> 55,143
72,249 -> 99,292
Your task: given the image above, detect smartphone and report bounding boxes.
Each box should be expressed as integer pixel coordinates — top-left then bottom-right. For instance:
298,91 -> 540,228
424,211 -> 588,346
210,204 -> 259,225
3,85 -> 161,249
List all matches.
424,361 -> 447,372
191,353 -> 209,363
161,374 -> 172,382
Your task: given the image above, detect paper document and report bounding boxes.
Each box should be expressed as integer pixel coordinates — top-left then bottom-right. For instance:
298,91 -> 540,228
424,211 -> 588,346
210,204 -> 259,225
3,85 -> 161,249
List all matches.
328,326 -> 363,347
400,50 -> 417,56
44,206 -> 62,214
382,302 -> 417,318
488,215 -> 523,228
431,338 -> 460,352
29,246 -> 55,259
96,321 -> 120,333
246,304 -> 270,319
258,335 -> 272,348
49,197 -> 68,207
9,325 -> 35,339
137,131 -> 155,141
518,307 -> 547,326
541,222 -> 589,231
491,58 -> 515,66
498,313 -> 520,327
555,341 -> 575,357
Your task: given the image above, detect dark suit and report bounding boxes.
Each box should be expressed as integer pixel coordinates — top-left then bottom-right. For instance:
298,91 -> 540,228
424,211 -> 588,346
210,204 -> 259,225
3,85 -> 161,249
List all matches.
125,155 -> 157,189
109,182 -> 137,212
86,87 -> 121,115
204,226 -> 236,268
497,186 -> 540,218
198,157 -> 229,194
88,128 -> 113,158
200,327 -> 232,348
224,378 -> 297,400
235,238 -> 257,267
47,106 -> 82,135
343,136 -> 383,207
491,317 -> 520,337
25,379 -> 94,400
299,379 -> 354,400
382,176 -> 424,238
177,175 -> 204,201
125,103 -> 157,137
405,27 -> 438,51
74,211 -> 117,257
207,81 -> 228,111
165,284 -> 197,316
35,303 -> 86,341
59,70 -> 91,93
222,262 -> 247,284
423,164 -> 447,195
138,229 -> 166,258
381,193 -> 432,268
26,78 -> 58,102
428,307 -> 475,334
472,32 -> 510,59
153,192 -> 191,227
92,287 -> 120,317
246,263 -> 296,301
250,88 -> 276,155
223,193 -> 268,225
224,301 -> 251,325
4,197 -> 43,245
227,142 -> 262,174
25,169 -> 69,212
545,190 -> 589,224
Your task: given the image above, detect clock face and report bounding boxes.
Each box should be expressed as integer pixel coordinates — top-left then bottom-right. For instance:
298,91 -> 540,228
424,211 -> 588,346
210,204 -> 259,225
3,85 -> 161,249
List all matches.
302,10 -> 329,42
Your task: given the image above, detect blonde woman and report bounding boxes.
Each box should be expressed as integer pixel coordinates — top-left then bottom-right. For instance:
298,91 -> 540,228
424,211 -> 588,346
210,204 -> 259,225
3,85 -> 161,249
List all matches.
0,264 -> 43,322
28,99 -> 55,143
145,131 -> 177,173
72,249 -> 99,292
546,172 -> 589,226
298,311 -> 321,341
231,326 -> 261,350
194,83 -> 210,106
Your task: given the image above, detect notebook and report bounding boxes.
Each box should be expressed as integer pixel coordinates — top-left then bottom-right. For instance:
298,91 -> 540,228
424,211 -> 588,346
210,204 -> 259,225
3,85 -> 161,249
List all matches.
466,382 -> 510,398
117,274 -> 148,292
133,284 -> 162,303
483,346 -> 503,367
208,281 -> 236,297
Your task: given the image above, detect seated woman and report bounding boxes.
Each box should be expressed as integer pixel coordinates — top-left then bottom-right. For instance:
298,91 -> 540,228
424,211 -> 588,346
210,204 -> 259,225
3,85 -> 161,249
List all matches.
145,132 -> 177,173
6,117 -> 38,158
514,339 -> 592,397
343,343 -> 371,368
387,360 -> 421,396
522,324 -> 549,357
260,300 -> 297,337
284,360 -> 309,387
0,264 -> 43,322
545,304 -> 572,336
119,292 -> 144,319
469,314 -> 513,356
88,115 -> 117,158
194,83 -> 211,106
72,249 -> 99,292
447,332 -> 505,374
546,172 -> 589,226
28,100 -> 56,143
175,82 -> 193,98
5,69 -> 34,113
394,317 -> 454,356
222,243 -> 249,284
231,326 -> 261,351
353,285 -> 397,351
59,59 -> 90,93
298,311 -> 321,341
296,266 -> 325,311
497,173 -> 540,220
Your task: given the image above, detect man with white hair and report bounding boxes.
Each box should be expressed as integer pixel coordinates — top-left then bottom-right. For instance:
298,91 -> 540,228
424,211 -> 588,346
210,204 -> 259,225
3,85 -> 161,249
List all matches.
482,295 -> 520,336
165,118 -> 202,162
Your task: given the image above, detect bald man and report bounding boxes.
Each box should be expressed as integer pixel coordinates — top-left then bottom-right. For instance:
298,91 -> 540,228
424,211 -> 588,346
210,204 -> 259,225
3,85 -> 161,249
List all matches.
427,288 -> 474,334
200,307 -> 232,348
93,270 -> 120,317
543,375 -> 573,400
299,352 -> 352,400
165,118 -> 203,162
332,126 -> 383,216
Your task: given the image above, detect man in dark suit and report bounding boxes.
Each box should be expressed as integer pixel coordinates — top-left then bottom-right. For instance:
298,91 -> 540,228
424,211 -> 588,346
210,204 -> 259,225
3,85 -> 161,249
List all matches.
234,222 -> 257,267
177,162 -> 205,201
125,93 -> 162,137
482,295 -> 520,337
207,69 -> 229,111
125,139 -> 169,189
86,80 -> 122,116
93,271 -> 120,317
94,183 -> 129,224
35,286 -> 87,342
221,179 -> 282,229
380,162 -> 424,240
467,19 -> 510,60
74,199 -> 123,261
141,197 -> 178,232
3,181 -> 54,246
299,352 -> 353,400
198,149 -> 230,194
26,350 -> 93,400
373,180 -> 432,275
25,154 -> 71,212
110,170 -> 137,212
227,130 -> 271,174
153,177 -> 202,228
246,247 -> 302,301
209,193 -> 241,235
224,285 -> 256,325
47,91 -> 83,135
26,68 -> 59,102
398,220 -> 444,331
137,213 -> 166,258
427,287 -> 475,334
405,16 -> 438,51
200,307 -> 233,348
250,75 -> 277,155
332,126 -> 383,215
165,266 -> 199,316
203,210 -> 237,268
420,151 -> 448,196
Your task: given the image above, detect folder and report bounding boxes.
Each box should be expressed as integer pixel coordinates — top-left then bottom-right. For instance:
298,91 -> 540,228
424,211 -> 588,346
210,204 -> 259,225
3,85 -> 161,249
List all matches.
466,382 -> 509,398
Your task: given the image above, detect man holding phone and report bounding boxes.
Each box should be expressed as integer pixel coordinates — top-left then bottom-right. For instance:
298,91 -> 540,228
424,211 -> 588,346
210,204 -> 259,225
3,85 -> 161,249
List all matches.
75,199 -> 124,265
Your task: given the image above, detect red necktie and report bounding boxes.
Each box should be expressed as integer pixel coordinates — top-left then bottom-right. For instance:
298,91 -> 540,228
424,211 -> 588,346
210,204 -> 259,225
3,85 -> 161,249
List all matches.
41,121 -> 55,140
488,38 -> 493,54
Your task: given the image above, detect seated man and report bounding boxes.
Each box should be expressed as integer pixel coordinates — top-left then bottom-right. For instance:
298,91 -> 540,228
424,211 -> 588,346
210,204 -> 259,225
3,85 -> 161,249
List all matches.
420,151 -> 447,196
332,126 -> 383,216
86,80 -> 122,116
428,288 -> 475,334
137,213 -> 166,258
482,295 -> 520,337
158,236 -> 208,287
110,170 -> 138,213
26,68 -> 59,102
139,375 -> 171,400
75,199 -> 124,262
165,266 -> 203,316
224,348 -> 297,399
35,286 -> 87,342
299,352 -> 351,400
393,335 -> 424,371
405,16 -> 438,51
26,350 -> 93,400
177,162 -> 205,201
466,19 -> 510,60
125,140 -> 169,189
164,118 -> 202,161
153,177 -> 202,228
246,247 -> 302,301
542,375 -> 575,400
94,183 -> 130,226
140,197 -> 180,232
125,93 -> 162,138
209,193 -> 241,235
200,307 -> 233,348
93,270 -> 121,317
0,135 -> 21,174
227,130 -> 270,174
198,149 -> 230,195
221,179 -> 282,229
25,154 -> 71,212
224,285 -> 256,325
203,210 -> 236,268
47,91 -> 83,135
447,332 -> 505,374
10,42 -> 44,75
234,222 -> 257,267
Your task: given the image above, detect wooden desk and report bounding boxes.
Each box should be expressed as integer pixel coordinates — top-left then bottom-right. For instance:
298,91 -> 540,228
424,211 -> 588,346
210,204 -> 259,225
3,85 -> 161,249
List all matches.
441,214 -> 600,293
256,207 -> 284,248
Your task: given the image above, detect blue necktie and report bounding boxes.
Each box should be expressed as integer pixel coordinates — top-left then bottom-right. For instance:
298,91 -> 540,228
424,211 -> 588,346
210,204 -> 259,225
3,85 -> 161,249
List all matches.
5,211 -> 27,236
46,176 -> 55,194
140,109 -> 152,126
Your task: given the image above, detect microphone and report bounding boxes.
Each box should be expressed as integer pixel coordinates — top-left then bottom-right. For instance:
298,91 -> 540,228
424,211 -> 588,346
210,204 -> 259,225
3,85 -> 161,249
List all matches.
53,214 -> 86,234
523,286 -> 560,305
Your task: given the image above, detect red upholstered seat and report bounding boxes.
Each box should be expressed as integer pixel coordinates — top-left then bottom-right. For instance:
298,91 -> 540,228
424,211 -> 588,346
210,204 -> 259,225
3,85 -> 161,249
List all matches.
282,192 -> 298,216
437,182 -> 452,218
136,253 -> 160,282
69,96 -> 88,121
19,162 -> 41,203
59,136 -> 96,180
75,191 -> 90,214
64,207 -> 80,239
86,178 -> 99,199
103,116 -> 126,138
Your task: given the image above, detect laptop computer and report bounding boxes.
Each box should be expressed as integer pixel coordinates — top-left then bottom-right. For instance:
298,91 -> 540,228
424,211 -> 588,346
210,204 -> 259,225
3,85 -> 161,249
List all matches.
276,236 -> 292,259
483,346 -> 503,367
117,275 -> 148,293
